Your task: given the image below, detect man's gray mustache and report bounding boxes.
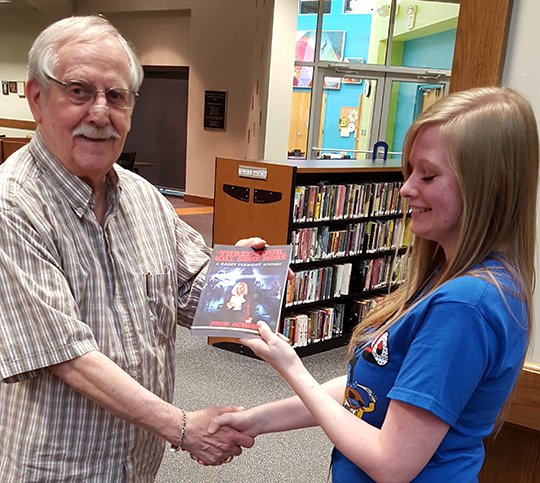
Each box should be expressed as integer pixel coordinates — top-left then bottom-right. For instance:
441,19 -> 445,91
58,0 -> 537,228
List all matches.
72,124 -> 120,140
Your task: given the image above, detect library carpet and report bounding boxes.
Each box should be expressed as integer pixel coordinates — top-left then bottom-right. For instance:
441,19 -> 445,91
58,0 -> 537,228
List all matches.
156,196 -> 347,483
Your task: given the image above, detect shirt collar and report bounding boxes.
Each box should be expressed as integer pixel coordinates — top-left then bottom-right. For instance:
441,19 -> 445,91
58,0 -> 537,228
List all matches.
28,129 -> 121,219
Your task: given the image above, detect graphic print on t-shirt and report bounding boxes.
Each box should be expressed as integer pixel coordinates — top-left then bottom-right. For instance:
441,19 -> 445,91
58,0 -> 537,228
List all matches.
362,331 -> 389,366
343,382 -> 377,418
343,348 -> 377,419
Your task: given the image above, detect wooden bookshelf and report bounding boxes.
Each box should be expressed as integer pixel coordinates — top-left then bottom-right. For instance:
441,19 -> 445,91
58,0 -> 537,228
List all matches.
210,157 -> 405,356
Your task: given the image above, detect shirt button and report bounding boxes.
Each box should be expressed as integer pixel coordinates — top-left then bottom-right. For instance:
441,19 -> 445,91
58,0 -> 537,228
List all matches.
124,325 -> 130,332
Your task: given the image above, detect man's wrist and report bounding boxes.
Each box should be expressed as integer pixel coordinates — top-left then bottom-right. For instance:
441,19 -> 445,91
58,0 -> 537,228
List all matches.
170,408 -> 187,452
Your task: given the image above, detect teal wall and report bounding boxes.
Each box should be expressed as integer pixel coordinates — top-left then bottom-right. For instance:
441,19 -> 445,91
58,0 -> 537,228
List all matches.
390,29 -> 456,155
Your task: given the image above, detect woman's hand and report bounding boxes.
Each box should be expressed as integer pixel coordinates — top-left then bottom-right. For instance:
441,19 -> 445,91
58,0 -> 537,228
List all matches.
208,406 -> 259,438
241,321 -> 303,377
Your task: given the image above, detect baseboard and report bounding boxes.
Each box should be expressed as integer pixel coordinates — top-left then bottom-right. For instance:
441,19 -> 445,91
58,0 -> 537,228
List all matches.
184,194 -> 214,206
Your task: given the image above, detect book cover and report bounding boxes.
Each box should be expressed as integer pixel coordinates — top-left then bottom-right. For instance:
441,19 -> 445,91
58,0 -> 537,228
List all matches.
191,244 -> 292,338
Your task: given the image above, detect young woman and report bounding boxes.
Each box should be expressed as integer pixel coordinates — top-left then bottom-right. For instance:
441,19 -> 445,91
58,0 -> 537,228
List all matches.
209,87 -> 538,481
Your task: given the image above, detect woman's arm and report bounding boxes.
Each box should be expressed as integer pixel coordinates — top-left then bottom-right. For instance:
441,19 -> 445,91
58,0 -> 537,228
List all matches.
235,322 -> 449,483
209,375 -> 346,436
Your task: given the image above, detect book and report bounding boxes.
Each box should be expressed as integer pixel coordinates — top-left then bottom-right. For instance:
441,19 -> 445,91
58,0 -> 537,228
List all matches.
191,244 -> 292,338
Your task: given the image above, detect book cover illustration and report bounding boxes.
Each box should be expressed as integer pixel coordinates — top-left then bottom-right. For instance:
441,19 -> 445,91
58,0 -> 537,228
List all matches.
191,244 -> 292,338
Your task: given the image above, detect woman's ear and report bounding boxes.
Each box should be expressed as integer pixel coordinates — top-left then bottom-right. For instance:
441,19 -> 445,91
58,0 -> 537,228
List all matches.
26,78 -> 44,124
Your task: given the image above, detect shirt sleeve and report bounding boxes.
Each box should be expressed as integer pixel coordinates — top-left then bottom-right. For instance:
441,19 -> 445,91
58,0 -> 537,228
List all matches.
173,211 -> 212,327
0,208 -> 98,382
388,300 -> 496,426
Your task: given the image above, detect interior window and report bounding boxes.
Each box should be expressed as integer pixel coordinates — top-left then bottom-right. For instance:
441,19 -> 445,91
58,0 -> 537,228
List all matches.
289,0 -> 459,160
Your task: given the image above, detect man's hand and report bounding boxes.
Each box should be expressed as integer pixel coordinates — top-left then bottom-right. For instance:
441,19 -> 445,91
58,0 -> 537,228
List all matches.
234,237 -> 266,249
182,406 -> 254,466
235,237 -> 294,281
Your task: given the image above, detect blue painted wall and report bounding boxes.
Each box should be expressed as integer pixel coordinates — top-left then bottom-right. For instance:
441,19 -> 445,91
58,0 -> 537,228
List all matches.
403,28 -> 456,70
391,29 -> 456,155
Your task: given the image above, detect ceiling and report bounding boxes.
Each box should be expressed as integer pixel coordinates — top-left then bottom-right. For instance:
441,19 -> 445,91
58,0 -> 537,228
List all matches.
0,0 -> 75,18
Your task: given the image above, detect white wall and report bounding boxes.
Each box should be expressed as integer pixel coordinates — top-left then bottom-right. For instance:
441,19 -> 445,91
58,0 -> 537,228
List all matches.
503,0 -> 540,362
264,0 -> 297,161
0,11 -> 48,136
106,10 -> 191,67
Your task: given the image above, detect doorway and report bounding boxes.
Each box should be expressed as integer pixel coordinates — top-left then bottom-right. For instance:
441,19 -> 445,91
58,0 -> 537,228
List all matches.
124,66 -> 188,192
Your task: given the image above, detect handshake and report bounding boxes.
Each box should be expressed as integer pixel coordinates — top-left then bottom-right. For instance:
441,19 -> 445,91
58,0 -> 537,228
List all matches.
170,314 -> 302,466
172,319 -> 302,466
172,404 -> 256,466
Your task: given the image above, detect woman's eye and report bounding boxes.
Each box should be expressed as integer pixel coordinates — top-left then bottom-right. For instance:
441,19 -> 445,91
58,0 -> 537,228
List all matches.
421,175 -> 436,181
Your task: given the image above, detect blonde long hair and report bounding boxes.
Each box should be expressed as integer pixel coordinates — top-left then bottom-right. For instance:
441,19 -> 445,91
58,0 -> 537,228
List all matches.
349,87 -> 538,351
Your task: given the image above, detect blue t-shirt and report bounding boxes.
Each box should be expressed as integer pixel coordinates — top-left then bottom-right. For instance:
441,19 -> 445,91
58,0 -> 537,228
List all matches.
332,262 -> 528,482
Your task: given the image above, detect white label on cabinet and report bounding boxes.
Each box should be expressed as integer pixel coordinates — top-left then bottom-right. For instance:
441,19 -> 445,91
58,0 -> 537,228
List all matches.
238,166 -> 268,180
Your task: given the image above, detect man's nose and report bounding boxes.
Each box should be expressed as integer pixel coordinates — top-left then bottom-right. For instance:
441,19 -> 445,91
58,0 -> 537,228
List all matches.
88,102 -> 110,124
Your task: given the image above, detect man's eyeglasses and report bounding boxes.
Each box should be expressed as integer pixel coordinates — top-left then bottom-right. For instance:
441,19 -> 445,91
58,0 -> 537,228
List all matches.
44,73 -> 138,110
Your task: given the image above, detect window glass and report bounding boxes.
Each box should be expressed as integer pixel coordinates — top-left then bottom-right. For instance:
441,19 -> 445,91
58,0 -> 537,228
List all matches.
299,0 -> 331,15
385,80 -> 445,159
344,0 -> 375,15
316,75 -> 379,160
390,0 -> 460,69
289,0 -> 454,160
288,80 -> 313,157
319,0 -> 390,65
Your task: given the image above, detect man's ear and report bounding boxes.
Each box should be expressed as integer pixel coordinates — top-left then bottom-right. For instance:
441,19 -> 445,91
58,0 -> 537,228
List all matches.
26,78 -> 44,124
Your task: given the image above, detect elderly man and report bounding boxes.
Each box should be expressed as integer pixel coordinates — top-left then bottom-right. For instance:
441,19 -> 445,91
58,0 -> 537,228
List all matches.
0,15 -> 256,480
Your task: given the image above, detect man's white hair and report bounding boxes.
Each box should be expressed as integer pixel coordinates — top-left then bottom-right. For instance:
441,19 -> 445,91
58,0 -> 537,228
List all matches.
27,15 -> 144,92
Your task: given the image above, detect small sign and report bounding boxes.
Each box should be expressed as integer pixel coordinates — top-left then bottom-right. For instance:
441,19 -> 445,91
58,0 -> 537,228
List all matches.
204,90 -> 227,130
17,81 -> 26,98
238,165 -> 268,180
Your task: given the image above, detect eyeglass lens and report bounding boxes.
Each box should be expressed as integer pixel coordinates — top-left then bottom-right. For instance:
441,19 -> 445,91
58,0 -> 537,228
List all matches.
63,81 -> 135,109
45,72 -> 136,109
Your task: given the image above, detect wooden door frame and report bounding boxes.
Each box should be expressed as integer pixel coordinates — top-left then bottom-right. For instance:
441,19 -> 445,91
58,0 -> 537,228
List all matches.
450,0 -> 514,92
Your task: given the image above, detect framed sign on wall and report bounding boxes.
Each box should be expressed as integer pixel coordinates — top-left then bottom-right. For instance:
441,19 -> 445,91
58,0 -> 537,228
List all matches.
203,90 -> 227,131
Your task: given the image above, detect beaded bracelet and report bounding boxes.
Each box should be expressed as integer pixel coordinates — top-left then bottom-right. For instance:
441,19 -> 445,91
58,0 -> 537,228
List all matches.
170,408 -> 187,452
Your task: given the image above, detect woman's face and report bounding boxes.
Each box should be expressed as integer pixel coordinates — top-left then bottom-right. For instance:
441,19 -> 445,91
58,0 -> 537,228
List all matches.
400,124 -> 463,261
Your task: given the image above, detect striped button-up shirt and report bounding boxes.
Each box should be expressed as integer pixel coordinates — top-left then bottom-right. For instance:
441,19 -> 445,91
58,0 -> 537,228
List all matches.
0,131 -> 211,481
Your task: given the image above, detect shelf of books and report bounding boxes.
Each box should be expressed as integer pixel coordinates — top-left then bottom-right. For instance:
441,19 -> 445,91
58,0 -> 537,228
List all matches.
210,157 -> 410,357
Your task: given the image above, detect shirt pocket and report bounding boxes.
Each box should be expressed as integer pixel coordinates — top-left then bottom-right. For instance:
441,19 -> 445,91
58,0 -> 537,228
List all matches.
144,266 -> 175,343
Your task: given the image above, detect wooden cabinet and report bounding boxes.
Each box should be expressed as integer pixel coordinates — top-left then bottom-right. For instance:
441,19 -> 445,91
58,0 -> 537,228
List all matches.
211,156 -> 407,357
479,362 -> 540,482
0,137 -> 30,163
